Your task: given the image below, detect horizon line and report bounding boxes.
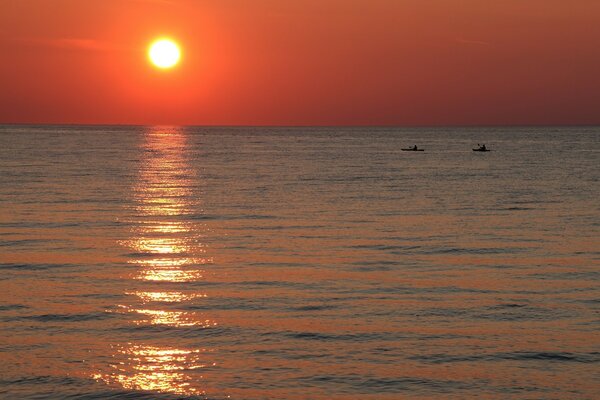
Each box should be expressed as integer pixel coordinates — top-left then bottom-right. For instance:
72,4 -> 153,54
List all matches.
2,122 -> 600,129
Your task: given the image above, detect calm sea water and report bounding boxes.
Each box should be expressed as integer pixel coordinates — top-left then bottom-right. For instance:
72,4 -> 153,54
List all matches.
0,125 -> 598,399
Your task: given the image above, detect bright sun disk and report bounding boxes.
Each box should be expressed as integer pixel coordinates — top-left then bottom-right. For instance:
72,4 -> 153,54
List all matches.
148,39 -> 181,69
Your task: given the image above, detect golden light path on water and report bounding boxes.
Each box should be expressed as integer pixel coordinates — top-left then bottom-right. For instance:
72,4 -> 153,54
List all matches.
94,127 -> 216,396
94,345 -> 214,396
129,291 -> 206,303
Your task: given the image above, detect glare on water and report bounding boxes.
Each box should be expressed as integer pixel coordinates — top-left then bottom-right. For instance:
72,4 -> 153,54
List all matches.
98,127 -> 217,395
93,345 -> 211,396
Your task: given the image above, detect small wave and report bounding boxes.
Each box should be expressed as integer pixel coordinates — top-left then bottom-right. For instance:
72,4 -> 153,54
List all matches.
186,300 -> 268,311
347,244 -> 421,251
237,280 -> 317,290
280,331 -> 397,342
352,264 -> 393,271
426,286 -> 497,294
0,263 -> 79,270
111,322 -> 228,339
189,213 -> 277,221
21,312 -> 113,323
352,260 -> 400,266
0,375 -> 81,387
474,308 -> 570,322
346,244 -> 527,255
249,224 -> 327,231
0,304 -> 29,311
420,246 -> 527,255
292,374 -> 481,393
489,303 -> 528,309
289,304 -> 338,312
350,260 -> 401,271
411,351 -> 600,364
0,342 -> 48,352
0,221 -> 82,228
504,352 -> 600,362
525,271 -> 600,281
0,239 -> 59,247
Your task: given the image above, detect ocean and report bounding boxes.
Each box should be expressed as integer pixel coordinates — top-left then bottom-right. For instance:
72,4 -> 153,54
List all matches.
0,125 -> 598,399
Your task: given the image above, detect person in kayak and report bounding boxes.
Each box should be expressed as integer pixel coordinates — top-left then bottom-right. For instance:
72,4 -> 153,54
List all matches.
412,145 -> 418,150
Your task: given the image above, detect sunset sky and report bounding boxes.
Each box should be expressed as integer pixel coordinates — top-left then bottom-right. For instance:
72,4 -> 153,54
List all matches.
1,0 -> 599,126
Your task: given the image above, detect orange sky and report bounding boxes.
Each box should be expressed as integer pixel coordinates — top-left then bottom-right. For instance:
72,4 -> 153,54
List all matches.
1,0 -> 599,126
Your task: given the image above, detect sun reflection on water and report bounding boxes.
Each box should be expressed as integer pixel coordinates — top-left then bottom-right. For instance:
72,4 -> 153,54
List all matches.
130,237 -> 189,254
134,309 -> 216,327
96,127 -> 216,397
93,345 -> 214,396
114,305 -> 216,327
142,220 -> 191,234
128,291 -> 206,303
135,265 -> 205,282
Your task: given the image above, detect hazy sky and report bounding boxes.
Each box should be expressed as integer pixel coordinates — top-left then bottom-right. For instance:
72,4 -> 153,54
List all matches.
1,0 -> 599,125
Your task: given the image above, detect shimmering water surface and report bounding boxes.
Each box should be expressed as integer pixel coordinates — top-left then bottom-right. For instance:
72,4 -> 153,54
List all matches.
0,126 -> 598,399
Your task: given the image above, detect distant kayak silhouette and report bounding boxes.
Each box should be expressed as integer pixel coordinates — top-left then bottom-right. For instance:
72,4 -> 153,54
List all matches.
401,145 -> 424,151
473,144 -> 490,152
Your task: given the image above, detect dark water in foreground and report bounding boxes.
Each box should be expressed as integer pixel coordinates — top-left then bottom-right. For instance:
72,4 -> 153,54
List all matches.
0,125 -> 598,399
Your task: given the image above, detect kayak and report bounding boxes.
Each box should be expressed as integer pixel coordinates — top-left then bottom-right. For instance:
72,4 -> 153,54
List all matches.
401,148 -> 424,151
472,148 -> 490,152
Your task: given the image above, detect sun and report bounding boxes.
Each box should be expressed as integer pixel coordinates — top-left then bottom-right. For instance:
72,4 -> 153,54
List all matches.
148,39 -> 181,69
